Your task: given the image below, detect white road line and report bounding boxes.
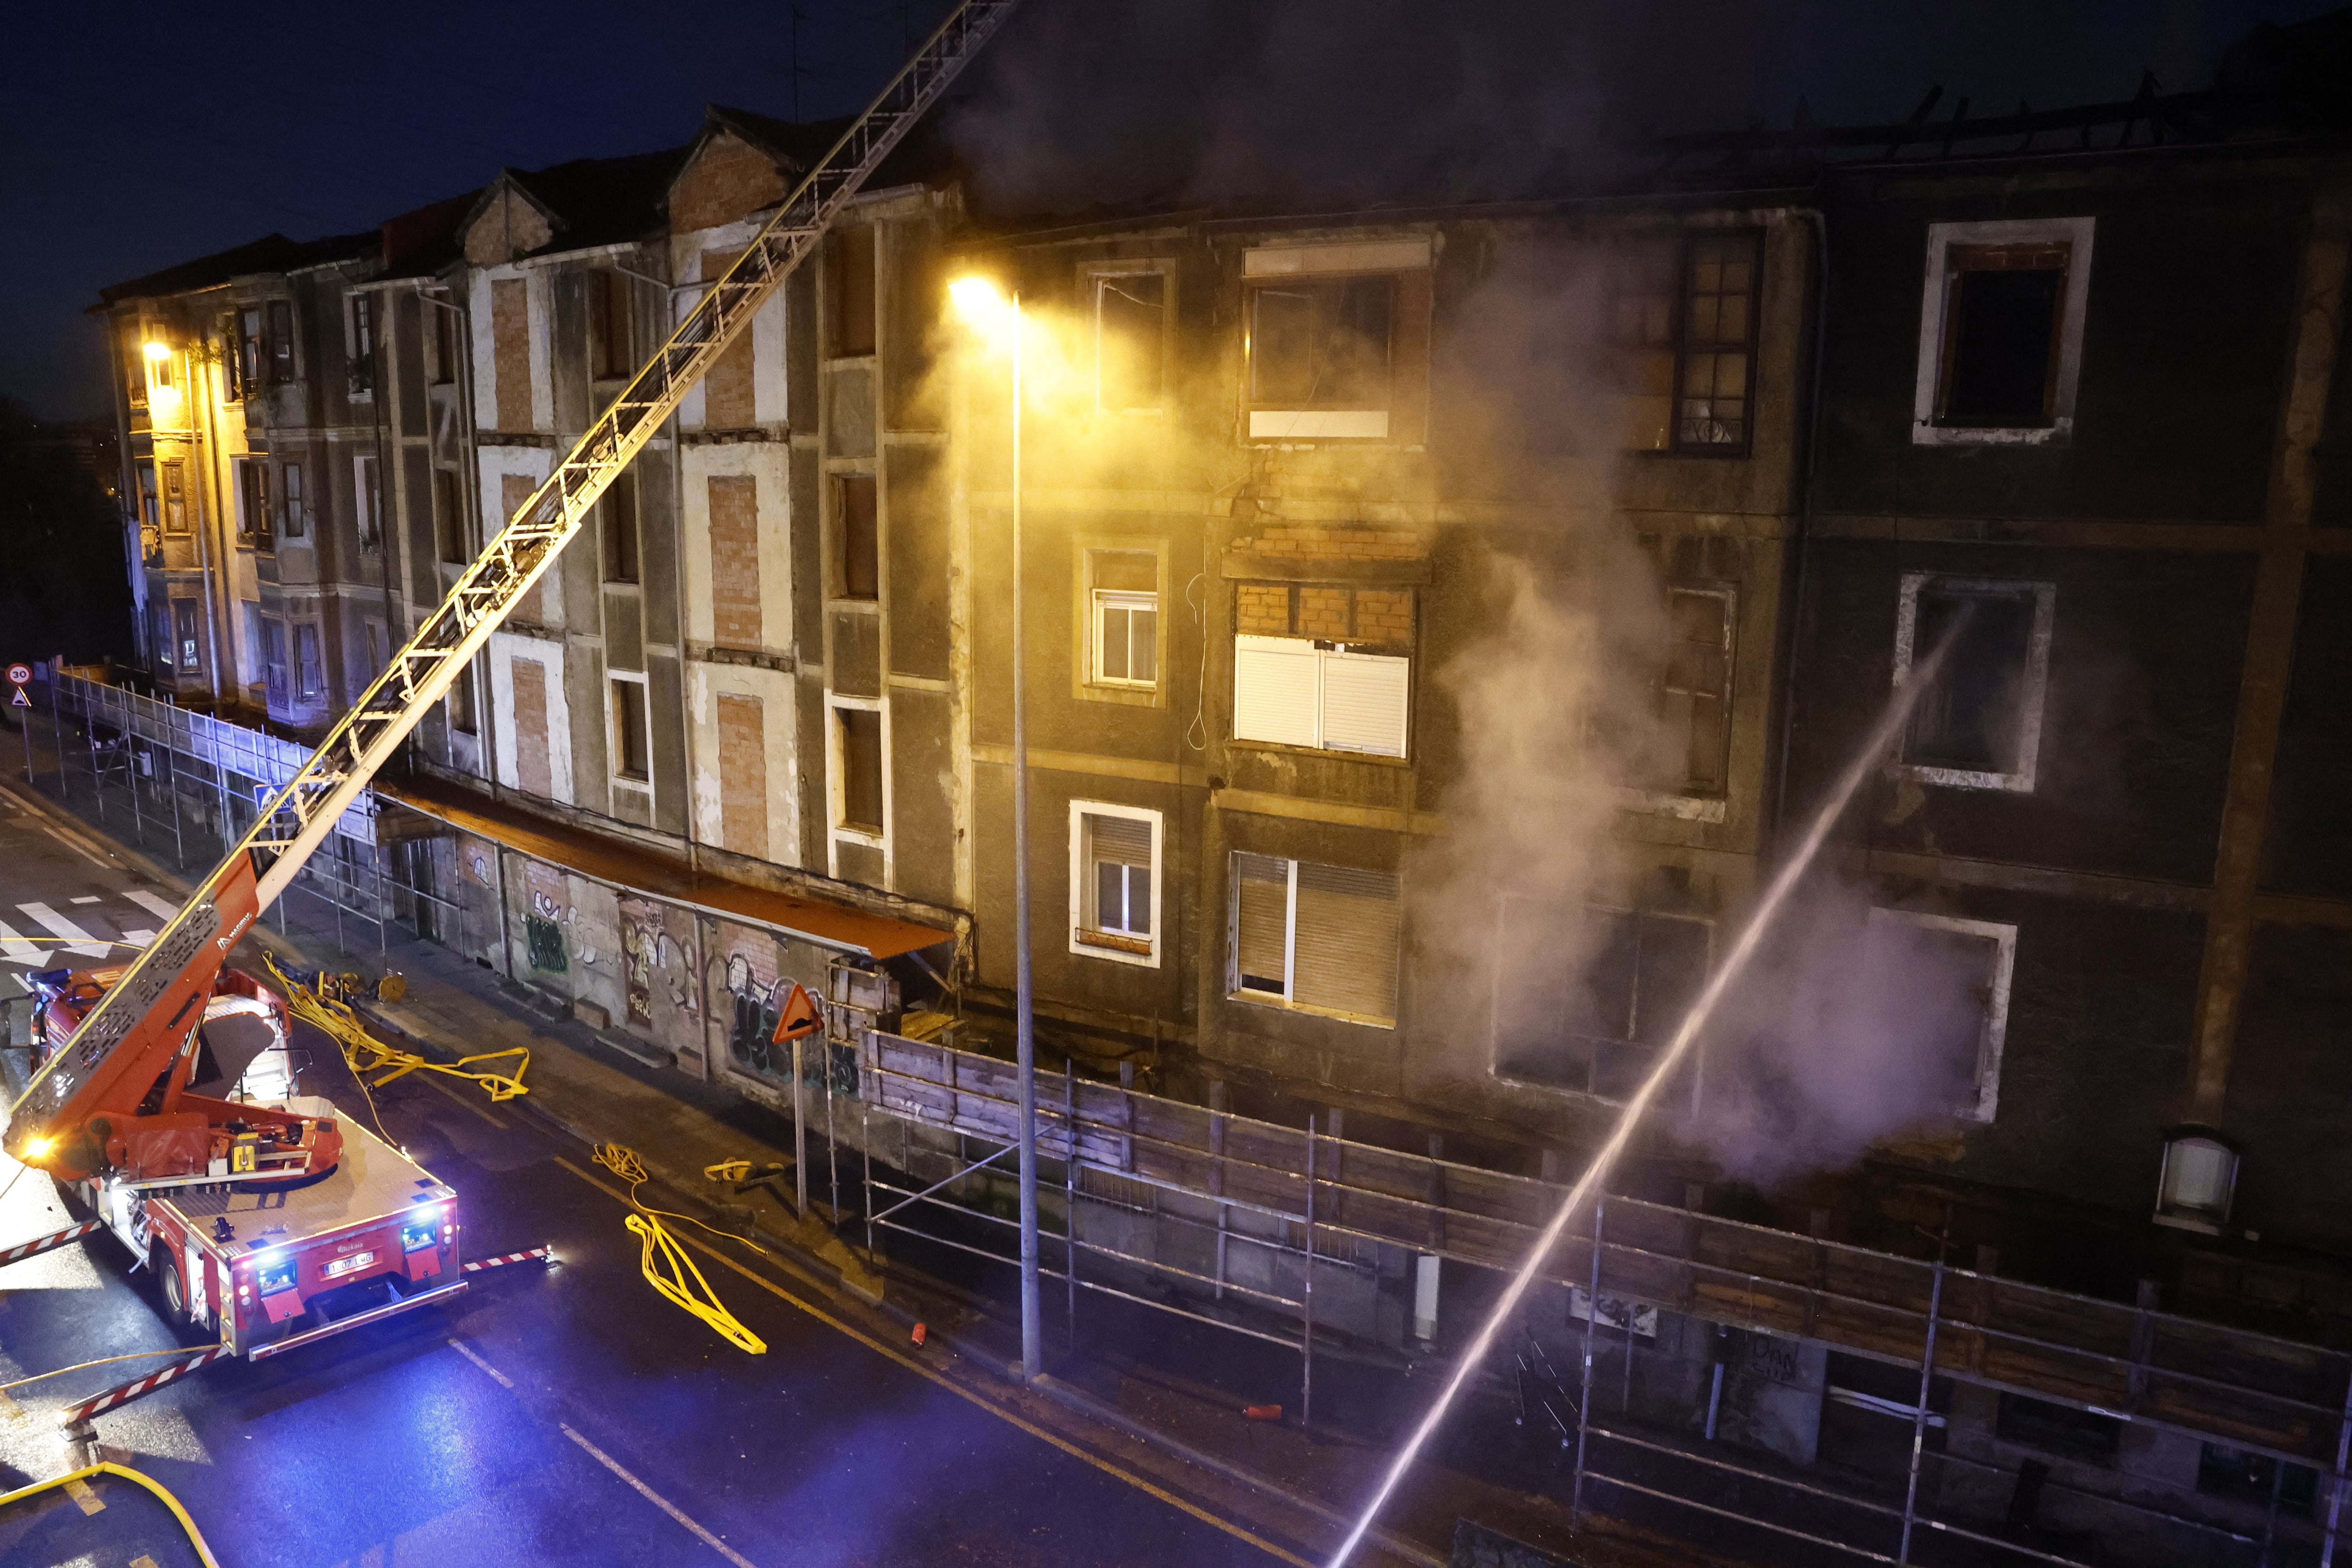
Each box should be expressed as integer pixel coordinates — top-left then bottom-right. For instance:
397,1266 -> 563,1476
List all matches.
447,1337 -> 513,1388
0,919 -> 52,969
122,928 -> 156,947
68,896 -> 100,905
32,821 -> 114,871
125,889 -> 181,923
560,1424 -> 757,1568
17,903 -> 110,958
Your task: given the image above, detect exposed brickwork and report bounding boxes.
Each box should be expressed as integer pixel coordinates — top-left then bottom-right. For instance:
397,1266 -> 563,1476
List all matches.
502,475 -> 547,624
492,279 -> 532,430
701,250 -> 757,427
708,475 -> 762,647
1353,588 -> 1417,646
462,186 -> 553,266
1236,583 -> 1293,636
510,657 -> 552,797
1238,524 -> 1429,563
1297,586 -> 1352,640
671,134 -> 785,234
716,692 -> 769,857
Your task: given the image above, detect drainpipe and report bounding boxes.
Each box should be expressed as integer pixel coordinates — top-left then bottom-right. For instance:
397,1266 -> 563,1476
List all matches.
1769,207 -> 1831,839
184,326 -> 228,706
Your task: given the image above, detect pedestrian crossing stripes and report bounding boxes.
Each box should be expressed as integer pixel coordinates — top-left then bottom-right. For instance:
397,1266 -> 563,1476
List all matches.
0,889 -> 184,970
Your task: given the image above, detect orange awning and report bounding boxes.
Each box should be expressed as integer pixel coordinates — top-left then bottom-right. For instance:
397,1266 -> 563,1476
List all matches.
374,774 -> 954,962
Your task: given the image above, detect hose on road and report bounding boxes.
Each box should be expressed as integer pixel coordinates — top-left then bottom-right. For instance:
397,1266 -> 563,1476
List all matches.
264,952 -> 529,1122
592,1143 -> 768,1356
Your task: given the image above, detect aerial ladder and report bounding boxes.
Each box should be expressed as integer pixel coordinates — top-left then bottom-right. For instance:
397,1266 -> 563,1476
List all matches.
2,0 -> 1022,1395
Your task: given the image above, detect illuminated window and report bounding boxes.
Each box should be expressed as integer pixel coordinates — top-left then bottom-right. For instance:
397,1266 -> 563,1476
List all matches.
174,600 -> 202,673
1085,549 -> 1159,691
161,461 -> 188,535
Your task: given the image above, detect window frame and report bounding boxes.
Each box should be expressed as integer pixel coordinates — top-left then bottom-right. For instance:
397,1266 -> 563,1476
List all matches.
1489,899 -> 1715,1106
160,460 -> 188,536
831,700 -> 887,844
1912,217 -> 2095,447
1083,261 -> 1175,416
293,621 -> 324,701
609,671 -> 652,787
1892,572 -> 2056,794
238,308 -> 265,394
1068,801 -> 1163,968
1869,907 -> 2015,1124
1668,229 -> 1764,456
173,599 -> 202,674
1090,589 -> 1160,690
234,457 -> 271,549
266,298 -> 298,386
1241,237 -> 1432,445
280,460 -> 307,541
1226,852 -> 1402,1029
353,453 -> 382,548
345,291 -> 375,400
1231,582 -> 1415,761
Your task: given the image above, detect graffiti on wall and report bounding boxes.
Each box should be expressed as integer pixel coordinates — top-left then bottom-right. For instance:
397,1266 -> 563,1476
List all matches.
708,922 -> 797,1082
524,860 -> 567,974
619,896 -> 699,1031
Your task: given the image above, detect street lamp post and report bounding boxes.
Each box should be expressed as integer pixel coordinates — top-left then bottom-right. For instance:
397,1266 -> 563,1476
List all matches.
954,277 -> 1042,1380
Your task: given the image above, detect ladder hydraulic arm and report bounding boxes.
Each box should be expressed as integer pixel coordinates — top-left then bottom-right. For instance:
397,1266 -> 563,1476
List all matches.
4,0 -> 1023,1182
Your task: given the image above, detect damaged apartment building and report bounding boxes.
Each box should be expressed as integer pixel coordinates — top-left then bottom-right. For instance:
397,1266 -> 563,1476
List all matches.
91,27 -> 2352,1563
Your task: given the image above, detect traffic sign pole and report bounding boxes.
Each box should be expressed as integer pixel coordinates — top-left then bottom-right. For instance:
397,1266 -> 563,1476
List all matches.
7,664 -> 30,785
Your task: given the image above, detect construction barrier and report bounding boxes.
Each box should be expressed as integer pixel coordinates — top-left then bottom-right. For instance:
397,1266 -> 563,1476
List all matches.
462,1245 -> 556,1274
56,1346 -> 232,1432
0,1462 -> 223,1568
0,1220 -> 102,1268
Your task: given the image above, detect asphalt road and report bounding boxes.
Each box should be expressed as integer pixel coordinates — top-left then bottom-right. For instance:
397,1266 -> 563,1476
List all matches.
0,791 -> 1302,1568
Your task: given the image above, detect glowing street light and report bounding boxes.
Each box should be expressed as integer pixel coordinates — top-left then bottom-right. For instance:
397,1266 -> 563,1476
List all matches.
950,274 -> 1042,1381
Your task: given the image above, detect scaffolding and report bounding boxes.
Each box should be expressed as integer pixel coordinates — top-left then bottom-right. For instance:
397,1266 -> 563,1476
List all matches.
853,1027 -> 2352,1568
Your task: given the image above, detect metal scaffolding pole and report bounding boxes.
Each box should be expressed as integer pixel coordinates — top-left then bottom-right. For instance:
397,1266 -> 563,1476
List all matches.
1302,1113 -> 1317,1430
1898,1256 -> 1948,1563
1574,1197 -> 1605,1529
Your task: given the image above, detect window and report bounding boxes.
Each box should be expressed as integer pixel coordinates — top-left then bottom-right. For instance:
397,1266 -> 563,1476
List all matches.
836,474 -> 878,599
1894,573 -> 2055,793
1231,853 -> 1402,1027
1659,587 -> 1733,798
1914,218 -> 2094,445
218,314 -> 242,400
446,661 -> 478,737
1244,239 -> 1430,442
587,267 -> 635,382
262,619 -> 288,706
161,461 -> 187,535
835,706 -> 884,834
149,347 -> 176,396
1232,584 -> 1414,757
433,469 -> 466,564
1995,1394 -> 2120,1462
294,623 -> 323,700
1868,909 -> 2014,1123
1070,803 -> 1161,965
238,308 -> 264,393
174,601 -> 201,673
611,677 -> 650,783
1092,268 -> 1168,413
125,333 -> 147,407
281,461 -> 306,540
354,454 -> 381,547
1087,550 -> 1158,690
136,462 -> 159,533
346,293 -> 374,396
829,225 -> 876,358
149,602 -> 169,668
236,459 -> 270,547
1494,903 -> 1709,1102
267,299 -> 296,385
602,473 -> 639,583
1675,233 -> 1760,451
2197,1445 -> 2316,1516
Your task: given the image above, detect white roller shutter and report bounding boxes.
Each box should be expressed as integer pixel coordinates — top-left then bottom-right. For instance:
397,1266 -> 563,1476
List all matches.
1319,649 -> 1410,757
1233,635 -> 1320,748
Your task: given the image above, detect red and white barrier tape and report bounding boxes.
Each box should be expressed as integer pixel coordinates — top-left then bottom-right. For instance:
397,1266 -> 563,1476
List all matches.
0,1220 -> 103,1269
57,1346 -> 232,1430
462,1245 -> 555,1274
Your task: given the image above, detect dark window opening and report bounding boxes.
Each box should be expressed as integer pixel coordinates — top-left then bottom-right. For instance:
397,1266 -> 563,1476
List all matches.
837,707 -> 883,833
238,308 -> 265,392
1495,907 -> 1708,1101
348,293 -> 374,394
602,473 -> 640,583
174,601 -> 201,673
434,469 -> 466,564
1096,272 -> 1167,412
1937,244 -> 2069,428
281,462 -> 305,539
447,662 -> 478,737
837,474 -> 878,600
1250,276 -> 1394,408
263,620 -> 288,706
294,623 -> 323,701
612,680 -> 650,782
588,267 -> 635,382
429,302 -> 459,385
1675,232 -> 1760,451
830,226 -> 877,358
161,461 -> 187,535
238,461 -> 270,548
2196,1444 -> 2315,1516
267,300 -> 296,385
1905,583 -> 2040,776
1995,1393 -> 2121,1462
219,314 -> 242,399
1659,588 -> 1732,796
356,455 -> 381,547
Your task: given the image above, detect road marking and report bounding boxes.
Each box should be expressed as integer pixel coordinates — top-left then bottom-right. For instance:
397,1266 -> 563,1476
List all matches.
556,1158 -> 1316,1568
63,1475 -> 103,1514
448,1337 -> 513,1388
68,896 -> 100,905
125,890 -> 182,923
123,928 -> 156,947
32,820 -> 115,871
560,1422 -> 758,1568
18,904 -> 110,958
0,918 -> 52,969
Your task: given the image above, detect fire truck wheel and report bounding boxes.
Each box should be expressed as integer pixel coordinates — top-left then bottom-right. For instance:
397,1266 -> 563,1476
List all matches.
152,1245 -> 190,1324
49,1175 -> 94,1222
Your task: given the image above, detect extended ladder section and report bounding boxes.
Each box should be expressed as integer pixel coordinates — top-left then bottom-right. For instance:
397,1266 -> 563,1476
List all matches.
5,0 -> 1023,1176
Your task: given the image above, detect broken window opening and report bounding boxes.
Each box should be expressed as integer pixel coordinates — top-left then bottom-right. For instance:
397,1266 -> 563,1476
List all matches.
611,677 -> 651,784
835,706 -> 884,834
293,622 -> 323,701
1896,574 -> 2054,791
1250,276 -> 1394,410
1660,587 -> 1734,797
1937,243 -> 2070,428
266,299 -> 296,385
588,267 -> 636,382
836,474 -> 878,600
281,461 -> 306,540
1494,902 -> 1709,1103
602,472 -> 640,583
1094,270 -> 1168,413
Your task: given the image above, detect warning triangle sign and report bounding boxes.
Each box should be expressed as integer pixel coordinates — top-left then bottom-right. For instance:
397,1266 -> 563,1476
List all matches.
9,687 -> 27,707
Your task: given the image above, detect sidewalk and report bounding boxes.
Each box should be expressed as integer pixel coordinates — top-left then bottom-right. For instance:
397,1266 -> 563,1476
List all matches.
0,759 -> 1701,1568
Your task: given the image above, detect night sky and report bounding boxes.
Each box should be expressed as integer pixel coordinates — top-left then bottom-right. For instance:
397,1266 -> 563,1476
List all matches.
4,0 -> 2336,420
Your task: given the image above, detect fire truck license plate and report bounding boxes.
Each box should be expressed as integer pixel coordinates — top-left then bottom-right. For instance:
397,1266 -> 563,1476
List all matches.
322,1250 -> 376,1279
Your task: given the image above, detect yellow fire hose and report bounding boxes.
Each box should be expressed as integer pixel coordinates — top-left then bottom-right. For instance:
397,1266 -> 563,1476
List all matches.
264,951 -> 529,1105
0,1463 -> 223,1568
592,1143 -> 767,1355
